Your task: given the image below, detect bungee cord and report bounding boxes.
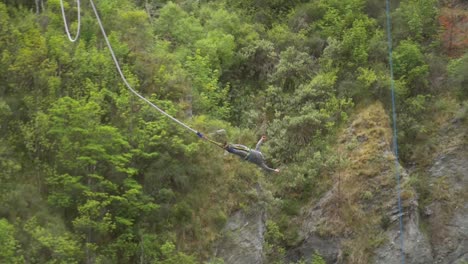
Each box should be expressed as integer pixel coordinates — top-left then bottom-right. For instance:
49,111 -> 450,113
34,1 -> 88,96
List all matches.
59,0 -> 81,42
88,0 -> 199,135
385,0 -> 405,263
59,0 -> 212,139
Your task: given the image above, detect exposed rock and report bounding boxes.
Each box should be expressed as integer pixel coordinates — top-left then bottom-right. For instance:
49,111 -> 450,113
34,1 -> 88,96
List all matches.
429,150 -> 468,191
427,141 -> 467,264
298,189 -> 335,237
214,204 -> 266,264
287,234 -> 339,264
286,189 -> 339,264
424,206 -> 433,217
286,102 -> 434,264
356,134 -> 368,143
213,102 -> 467,264
374,199 -> 433,264
443,202 -> 468,264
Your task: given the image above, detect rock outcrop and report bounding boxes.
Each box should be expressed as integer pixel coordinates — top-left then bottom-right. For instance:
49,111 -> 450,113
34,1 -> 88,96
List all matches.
426,118 -> 467,264
215,102 -> 467,264
214,204 -> 266,264
374,198 -> 434,264
286,189 -> 340,263
287,102 -> 434,264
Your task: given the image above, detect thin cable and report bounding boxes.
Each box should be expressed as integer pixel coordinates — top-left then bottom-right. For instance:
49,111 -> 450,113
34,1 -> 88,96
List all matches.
59,0 -> 81,42
385,1 -> 405,263
88,0 -> 198,135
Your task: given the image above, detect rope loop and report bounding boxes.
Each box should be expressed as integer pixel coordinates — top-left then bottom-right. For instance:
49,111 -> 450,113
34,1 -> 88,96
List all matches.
59,0 -> 81,42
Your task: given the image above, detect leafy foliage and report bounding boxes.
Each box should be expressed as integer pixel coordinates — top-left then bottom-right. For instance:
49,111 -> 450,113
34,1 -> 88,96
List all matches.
447,53 -> 468,100
0,0 -> 464,263
393,0 -> 439,42
0,219 -> 23,263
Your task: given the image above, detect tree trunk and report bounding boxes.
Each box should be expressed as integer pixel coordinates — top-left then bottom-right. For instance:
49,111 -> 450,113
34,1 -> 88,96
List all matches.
145,0 -> 152,23
35,0 -> 40,14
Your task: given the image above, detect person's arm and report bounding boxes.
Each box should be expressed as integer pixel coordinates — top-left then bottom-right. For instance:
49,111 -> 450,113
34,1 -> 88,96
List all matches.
259,162 -> 280,173
255,136 -> 267,151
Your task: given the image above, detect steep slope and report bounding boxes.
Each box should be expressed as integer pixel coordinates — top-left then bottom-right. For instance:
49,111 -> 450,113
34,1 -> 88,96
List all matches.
288,101 -> 467,264
212,101 -> 467,264
424,105 -> 467,263
287,101 -> 432,263
214,203 -> 266,264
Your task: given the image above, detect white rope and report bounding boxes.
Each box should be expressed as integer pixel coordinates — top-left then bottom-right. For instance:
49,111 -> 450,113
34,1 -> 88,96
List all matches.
59,0 -> 81,42
62,0 -> 199,135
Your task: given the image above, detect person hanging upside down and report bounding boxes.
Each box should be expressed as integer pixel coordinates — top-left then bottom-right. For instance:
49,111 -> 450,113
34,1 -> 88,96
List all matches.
223,136 -> 280,173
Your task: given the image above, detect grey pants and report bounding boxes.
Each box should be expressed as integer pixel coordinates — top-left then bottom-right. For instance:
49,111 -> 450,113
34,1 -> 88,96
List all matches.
226,144 -> 250,159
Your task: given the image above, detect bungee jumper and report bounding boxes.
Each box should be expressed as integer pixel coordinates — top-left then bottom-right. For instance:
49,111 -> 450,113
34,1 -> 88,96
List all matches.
199,132 -> 280,173
224,136 -> 280,173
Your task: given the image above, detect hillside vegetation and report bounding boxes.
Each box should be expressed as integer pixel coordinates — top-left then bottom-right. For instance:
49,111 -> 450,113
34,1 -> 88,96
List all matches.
0,0 -> 466,263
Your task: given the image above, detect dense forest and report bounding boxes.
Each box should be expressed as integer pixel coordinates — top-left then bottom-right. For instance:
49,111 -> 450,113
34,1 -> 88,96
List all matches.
0,0 -> 466,263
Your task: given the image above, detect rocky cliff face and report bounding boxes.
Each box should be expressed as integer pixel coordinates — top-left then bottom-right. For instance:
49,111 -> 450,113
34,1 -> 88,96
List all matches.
215,101 -> 467,264
374,199 -> 434,264
284,102 -> 433,264
214,203 -> 266,264
425,116 -> 467,264
286,188 -> 340,263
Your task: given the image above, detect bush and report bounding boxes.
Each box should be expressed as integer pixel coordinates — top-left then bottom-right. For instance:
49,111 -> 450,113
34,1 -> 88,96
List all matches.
447,53 -> 468,100
312,251 -> 326,264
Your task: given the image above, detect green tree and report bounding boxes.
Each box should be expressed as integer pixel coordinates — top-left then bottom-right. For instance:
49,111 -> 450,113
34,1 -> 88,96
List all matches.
185,50 -> 230,119
0,219 -> 23,263
230,0 -> 303,26
26,96 -> 157,261
316,0 -> 366,39
264,220 -> 286,262
341,17 -> 376,67
267,23 -> 308,52
155,241 -> 198,264
312,251 -> 326,264
3,12 -> 56,114
0,2 -> 11,48
154,2 -> 203,47
447,53 -> 468,100
267,76 -> 349,175
195,30 -> 236,71
24,217 -> 81,263
393,39 -> 429,94
0,101 -> 21,207
270,46 -> 315,92
393,0 -> 439,42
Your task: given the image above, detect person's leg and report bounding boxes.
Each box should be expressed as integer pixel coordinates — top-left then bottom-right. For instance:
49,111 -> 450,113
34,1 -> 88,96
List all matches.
225,144 -> 249,159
